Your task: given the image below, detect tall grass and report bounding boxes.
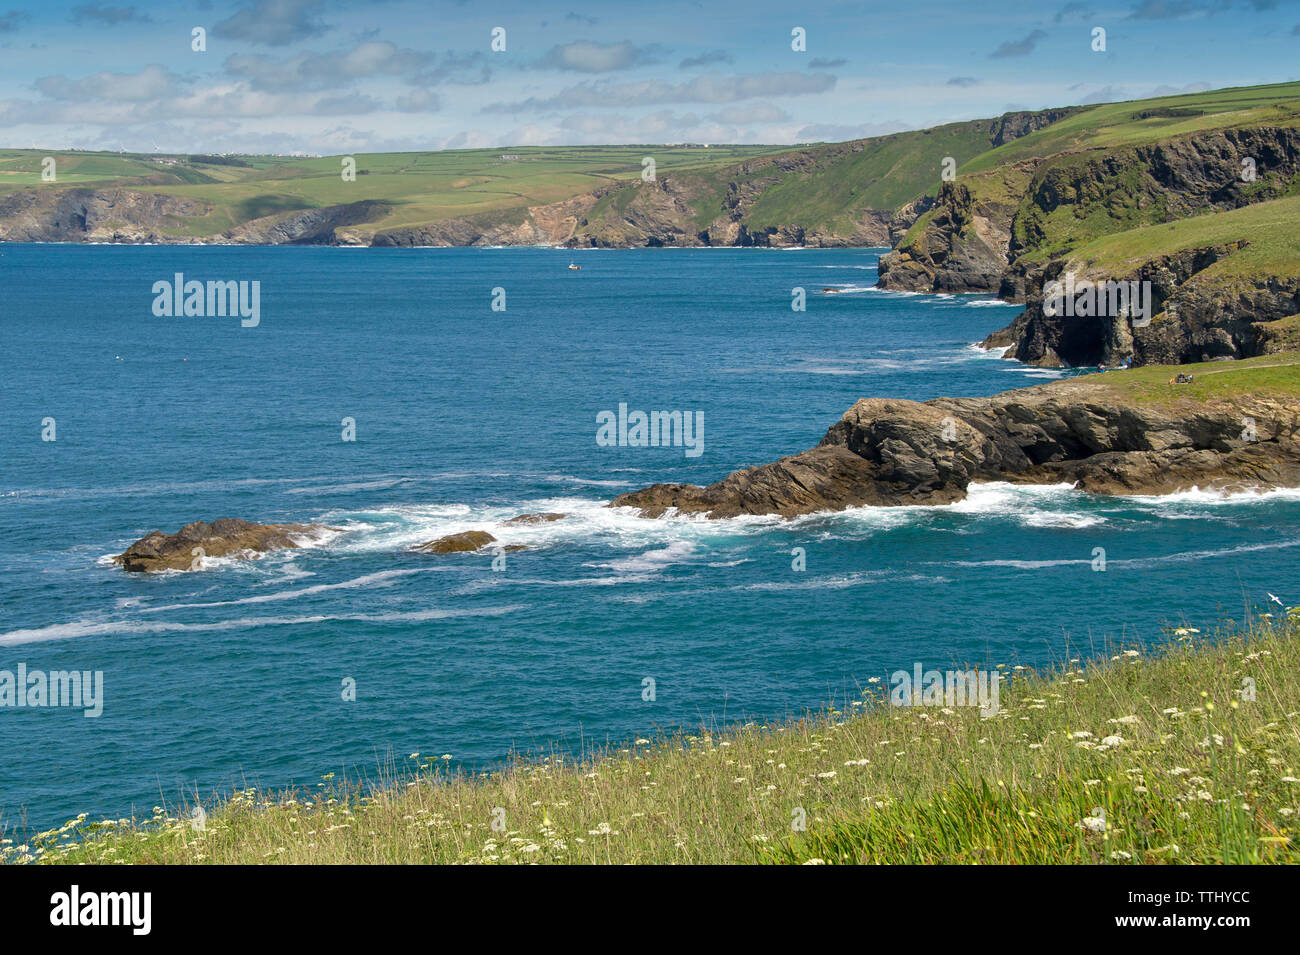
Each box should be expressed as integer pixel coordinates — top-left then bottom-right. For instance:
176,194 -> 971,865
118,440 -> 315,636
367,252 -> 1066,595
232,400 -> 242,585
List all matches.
8,617 -> 1299,865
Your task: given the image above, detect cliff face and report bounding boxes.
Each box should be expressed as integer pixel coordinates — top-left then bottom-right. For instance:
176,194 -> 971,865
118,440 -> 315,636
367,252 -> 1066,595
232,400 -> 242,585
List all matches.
0,188 -> 209,243
876,167 -> 1036,292
224,200 -> 392,245
373,159 -> 903,250
372,191 -> 604,247
987,244 -> 1300,367
989,108 -> 1079,148
0,188 -> 397,246
0,176 -> 896,248
882,126 -> 1300,301
882,125 -> 1300,367
611,364 -> 1300,518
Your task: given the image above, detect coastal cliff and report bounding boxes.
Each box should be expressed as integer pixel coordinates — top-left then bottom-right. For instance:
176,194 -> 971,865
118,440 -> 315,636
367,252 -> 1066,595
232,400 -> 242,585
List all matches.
881,124 -> 1300,368
0,105 -> 1072,249
880,126 -> 1300,298
0,188 -> 209,243
611,354 -> 1300,518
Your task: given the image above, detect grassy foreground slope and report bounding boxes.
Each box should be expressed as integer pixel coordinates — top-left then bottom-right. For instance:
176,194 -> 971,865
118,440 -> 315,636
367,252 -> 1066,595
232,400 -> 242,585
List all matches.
11,615 -> 1299,865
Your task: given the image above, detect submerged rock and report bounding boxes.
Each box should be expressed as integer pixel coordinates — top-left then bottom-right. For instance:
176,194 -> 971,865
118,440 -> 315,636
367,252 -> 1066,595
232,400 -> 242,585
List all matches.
505,512 -> 567,524
611,370 -> 1300,517
412,530 -> 527,553
413,530 -> 497,553
114,519 -> 323,572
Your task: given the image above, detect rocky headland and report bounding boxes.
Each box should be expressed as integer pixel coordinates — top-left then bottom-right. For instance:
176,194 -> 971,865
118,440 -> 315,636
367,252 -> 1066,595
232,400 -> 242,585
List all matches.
611,358 -> 1300,518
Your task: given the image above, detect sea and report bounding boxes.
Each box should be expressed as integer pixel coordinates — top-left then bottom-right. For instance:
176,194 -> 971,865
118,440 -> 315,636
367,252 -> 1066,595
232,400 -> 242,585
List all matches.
2,244 -> 1295,832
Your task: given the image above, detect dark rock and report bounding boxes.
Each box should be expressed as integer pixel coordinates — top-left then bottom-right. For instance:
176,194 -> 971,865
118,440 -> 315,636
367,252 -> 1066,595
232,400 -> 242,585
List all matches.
0,189 -> 209,244
505,512 -> 567,524
986,245 -> 1300,368
114,519 -> 323,572
413,530 -> 498,553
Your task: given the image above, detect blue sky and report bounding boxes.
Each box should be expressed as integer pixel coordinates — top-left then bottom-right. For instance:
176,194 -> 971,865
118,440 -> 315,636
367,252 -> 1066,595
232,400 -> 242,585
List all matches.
1,0 -> 1297,153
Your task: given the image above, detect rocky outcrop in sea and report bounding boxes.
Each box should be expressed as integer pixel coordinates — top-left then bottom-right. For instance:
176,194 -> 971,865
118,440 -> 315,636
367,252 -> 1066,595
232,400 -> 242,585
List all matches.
114,519 -> 325,572
611,374 -> 1300,518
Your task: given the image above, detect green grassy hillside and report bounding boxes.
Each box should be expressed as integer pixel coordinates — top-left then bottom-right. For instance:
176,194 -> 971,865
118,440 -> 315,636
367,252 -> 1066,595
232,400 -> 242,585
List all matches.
898,81 -> 1300,251
0,145 -> 786,238
1068,194 -> 1300,283
734,118 -> 1023,232
966,82 -> 1300,172
4,81 -> 1300,247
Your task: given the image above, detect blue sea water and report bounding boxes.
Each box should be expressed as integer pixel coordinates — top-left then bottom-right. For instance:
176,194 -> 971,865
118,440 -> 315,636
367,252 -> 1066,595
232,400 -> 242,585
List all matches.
2,244 -> 1296,833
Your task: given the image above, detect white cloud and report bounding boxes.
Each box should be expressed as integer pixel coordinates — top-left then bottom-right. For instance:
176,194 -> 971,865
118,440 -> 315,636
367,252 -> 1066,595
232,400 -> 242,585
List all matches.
538,40 -> 661,72
483,71 -> 837,113
212,0 -> 330,47
224,42 -> 433,92
35,64 -> 184,102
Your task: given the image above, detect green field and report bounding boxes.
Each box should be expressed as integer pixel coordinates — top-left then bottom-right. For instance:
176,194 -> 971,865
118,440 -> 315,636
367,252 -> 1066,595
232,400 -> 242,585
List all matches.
0,144 -> 787,238
964,82 -> 1300,172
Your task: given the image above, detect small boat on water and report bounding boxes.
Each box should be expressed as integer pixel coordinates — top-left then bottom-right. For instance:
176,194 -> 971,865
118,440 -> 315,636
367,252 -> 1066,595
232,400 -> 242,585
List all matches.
568,262 -> 581,270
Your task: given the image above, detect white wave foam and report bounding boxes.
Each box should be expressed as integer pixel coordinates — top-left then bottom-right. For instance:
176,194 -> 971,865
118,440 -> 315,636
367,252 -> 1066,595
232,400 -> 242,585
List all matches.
953,557 -> 1087,569
736,571 -> 950,592
1135,538 -> 1300,565
735,347 -> 1019,376
951,538 -> 1300,574
258,562 -> 315,585
135,568 -> 431,613
285,478 -> 416,495
4,472 -> 412,503
947,482 -> 1108,529
967,342 -> 1011,359
1020,512 -> 1107,529
547,475 -> 636,488
817,284 -> 880,295
591,540 -> 697,573
322,495 -> 788,557
1127,485 -> 1300,506
0,605 -> 524,647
